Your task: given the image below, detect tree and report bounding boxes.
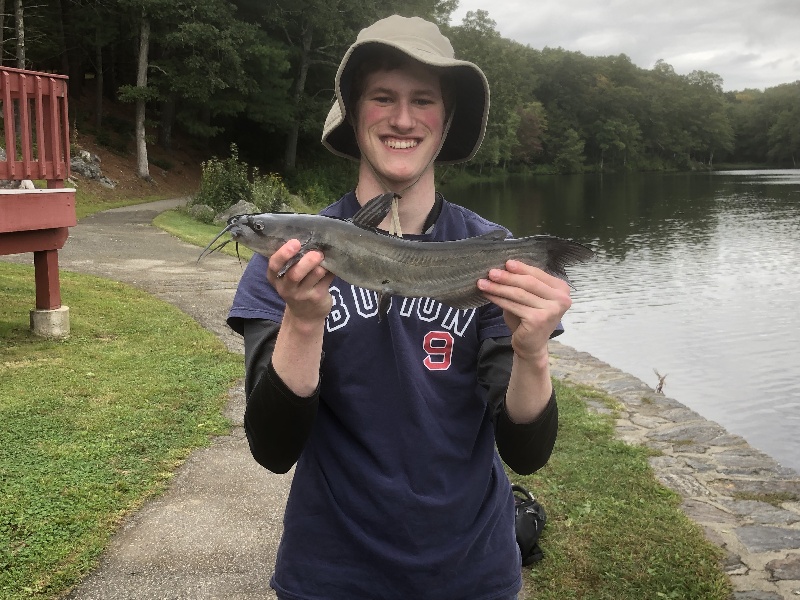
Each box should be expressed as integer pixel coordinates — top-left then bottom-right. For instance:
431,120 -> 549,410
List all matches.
14,0 -> 24,68
513,101 -> 547,165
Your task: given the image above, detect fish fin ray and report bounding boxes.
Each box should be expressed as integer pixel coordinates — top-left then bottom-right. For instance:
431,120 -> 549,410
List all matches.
352,192 -> 398,229
377,292 -> 392,321
438,288 -> 489,310
537,236 -> 595,288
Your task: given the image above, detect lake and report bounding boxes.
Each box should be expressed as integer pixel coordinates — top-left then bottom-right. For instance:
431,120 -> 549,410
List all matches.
442,170 -> 800,474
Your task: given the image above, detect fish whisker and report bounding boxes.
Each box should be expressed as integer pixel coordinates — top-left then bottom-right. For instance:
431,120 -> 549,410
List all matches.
198,222 -> 235,262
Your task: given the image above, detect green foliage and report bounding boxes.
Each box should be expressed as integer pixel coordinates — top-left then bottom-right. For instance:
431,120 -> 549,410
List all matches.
192,145 -> 292,215
193,144 -> 253,213
251,169 -> 291,212
284,159 -> 359,209
0,263 -> 241,599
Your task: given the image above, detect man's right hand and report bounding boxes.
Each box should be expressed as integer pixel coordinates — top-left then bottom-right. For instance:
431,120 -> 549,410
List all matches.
267,239 -> 335,323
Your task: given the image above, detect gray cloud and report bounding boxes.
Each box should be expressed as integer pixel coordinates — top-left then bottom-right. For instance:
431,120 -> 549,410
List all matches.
451,0 -> 800,90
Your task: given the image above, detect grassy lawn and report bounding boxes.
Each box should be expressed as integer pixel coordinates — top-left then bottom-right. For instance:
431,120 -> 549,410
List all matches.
152,210 -> 254,262
0,263 -> 242,599
514,383 -> 730,599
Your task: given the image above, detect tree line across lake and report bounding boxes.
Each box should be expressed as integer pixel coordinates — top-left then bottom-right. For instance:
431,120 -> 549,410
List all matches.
6,0 -> 799,188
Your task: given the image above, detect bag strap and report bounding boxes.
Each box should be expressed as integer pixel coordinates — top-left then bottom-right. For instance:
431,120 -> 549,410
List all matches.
512,484 -> 534,503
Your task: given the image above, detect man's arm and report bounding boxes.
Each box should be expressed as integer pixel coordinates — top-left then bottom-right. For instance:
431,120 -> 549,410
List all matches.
240,240 -> 334,473
242,319 -> 320,474
479,336 -> 558,475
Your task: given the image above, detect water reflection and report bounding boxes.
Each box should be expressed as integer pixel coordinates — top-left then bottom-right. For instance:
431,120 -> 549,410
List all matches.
442,170 -> 800,473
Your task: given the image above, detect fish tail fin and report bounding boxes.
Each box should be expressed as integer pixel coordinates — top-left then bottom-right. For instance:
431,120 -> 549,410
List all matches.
541,236 -> 595,288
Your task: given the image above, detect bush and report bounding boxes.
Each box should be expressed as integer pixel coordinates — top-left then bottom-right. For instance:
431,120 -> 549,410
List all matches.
297,183 -> 331,210
252,169 -> 291,213
284,160 -> 357,207
193,144 -> 252,213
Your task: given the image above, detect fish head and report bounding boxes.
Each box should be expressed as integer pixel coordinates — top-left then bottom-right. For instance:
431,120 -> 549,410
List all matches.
227,214 -> 290,257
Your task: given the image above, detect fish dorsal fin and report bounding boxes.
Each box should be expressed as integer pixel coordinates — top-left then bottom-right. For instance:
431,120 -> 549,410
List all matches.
352,192 -> 397,229
474,229 -> 509,241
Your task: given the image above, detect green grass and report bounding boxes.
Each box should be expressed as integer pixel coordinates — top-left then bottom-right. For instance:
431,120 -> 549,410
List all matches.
514,383 -> 730,599
152,210 -> 253,261
0,262 -> 243,599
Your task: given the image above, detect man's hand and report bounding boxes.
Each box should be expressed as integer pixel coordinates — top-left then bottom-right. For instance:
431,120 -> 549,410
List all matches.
477,260 -> 572,361
267,239 -> 335,323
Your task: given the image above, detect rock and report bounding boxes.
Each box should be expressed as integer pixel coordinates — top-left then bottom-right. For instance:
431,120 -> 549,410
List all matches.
736,526 -> 800,553
766,553 -> 800,580
70,155 -> 103,179
215,200 -> 257,222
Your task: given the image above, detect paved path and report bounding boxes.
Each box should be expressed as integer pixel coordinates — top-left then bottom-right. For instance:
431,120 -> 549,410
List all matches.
5,199 -> 800,598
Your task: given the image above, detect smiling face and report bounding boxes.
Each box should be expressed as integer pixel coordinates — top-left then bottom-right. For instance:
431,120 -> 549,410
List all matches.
353,60 -> 447,190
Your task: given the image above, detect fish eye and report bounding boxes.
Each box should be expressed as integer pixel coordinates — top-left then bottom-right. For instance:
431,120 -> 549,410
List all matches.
253,221 -> 264,231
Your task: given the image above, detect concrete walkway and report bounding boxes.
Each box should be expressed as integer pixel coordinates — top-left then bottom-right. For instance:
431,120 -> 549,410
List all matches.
7,199 -> 800,599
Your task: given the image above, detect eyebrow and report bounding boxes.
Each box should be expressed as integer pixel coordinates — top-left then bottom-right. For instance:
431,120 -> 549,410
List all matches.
365,85 -> 440,98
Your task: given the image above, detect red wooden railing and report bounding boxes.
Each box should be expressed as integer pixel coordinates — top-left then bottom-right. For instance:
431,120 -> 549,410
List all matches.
0,66 -> 76,314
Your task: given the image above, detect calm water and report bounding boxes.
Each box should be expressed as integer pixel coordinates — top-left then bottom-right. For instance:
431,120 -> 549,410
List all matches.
442,170 -> 800,473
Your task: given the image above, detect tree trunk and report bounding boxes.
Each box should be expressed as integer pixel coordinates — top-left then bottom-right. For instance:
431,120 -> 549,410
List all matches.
0,0 -> 5,67
14,0 -> 24,69
158,94 -> 177,150
95,29 -> 103,131
283,25 -> 313,171
135,16 -> 152,181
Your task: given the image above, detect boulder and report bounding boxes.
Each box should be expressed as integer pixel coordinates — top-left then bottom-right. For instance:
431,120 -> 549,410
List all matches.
215,200 -> 258,223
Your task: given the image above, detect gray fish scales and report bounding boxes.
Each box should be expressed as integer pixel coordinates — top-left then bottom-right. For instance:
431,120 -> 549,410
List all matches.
201,194 -> 595,310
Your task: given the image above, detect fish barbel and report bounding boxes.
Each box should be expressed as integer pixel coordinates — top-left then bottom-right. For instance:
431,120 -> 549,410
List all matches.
200,193 -> 595,311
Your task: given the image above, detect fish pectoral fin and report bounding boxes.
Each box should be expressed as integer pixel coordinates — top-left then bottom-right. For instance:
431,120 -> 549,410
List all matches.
277,239 -> 323,277
376,289 -> 394,322
352,192 -> 398,229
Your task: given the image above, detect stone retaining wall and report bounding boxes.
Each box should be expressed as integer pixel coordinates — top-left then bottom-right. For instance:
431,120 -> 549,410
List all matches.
548,341 -> 800,600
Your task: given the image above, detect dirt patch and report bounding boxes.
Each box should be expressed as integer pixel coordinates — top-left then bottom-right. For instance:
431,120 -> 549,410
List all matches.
70,131 -> 204,203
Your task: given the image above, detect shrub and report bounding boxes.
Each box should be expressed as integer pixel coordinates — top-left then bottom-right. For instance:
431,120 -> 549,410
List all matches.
252,169 -> 290,213
193,144 -> 252,213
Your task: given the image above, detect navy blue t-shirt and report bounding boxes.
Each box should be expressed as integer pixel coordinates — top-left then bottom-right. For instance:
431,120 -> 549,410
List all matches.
229,192 -> 524,600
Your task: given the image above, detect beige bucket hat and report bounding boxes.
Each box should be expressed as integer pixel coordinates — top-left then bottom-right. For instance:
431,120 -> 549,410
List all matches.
321,15 -> 490,165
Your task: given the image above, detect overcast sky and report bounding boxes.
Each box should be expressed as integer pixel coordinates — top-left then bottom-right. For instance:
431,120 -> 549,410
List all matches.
449,0 -> 800,91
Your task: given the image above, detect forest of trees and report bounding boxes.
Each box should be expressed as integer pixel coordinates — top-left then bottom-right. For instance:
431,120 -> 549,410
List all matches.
3,0 -> 799,181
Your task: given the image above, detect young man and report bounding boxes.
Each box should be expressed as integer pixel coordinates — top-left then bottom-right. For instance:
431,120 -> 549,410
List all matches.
227,15 -> 572,600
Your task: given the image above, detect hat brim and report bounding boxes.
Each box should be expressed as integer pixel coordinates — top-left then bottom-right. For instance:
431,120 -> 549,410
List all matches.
322,40 -> 490,165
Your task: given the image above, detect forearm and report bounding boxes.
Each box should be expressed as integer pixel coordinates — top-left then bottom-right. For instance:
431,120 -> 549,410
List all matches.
243,319 -> 321,474
504,350 -> 553,424
271,309 -> 326,397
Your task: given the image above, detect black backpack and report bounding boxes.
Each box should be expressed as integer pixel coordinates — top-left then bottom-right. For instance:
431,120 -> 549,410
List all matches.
512,484 -> 546,565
